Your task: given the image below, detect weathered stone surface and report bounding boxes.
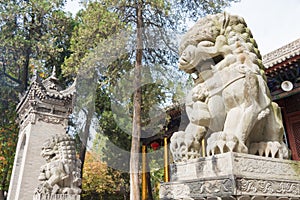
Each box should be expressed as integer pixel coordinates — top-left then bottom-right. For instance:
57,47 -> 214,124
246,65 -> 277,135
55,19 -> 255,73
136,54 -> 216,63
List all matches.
160,153 -> 300,199
169,12 -> 289,163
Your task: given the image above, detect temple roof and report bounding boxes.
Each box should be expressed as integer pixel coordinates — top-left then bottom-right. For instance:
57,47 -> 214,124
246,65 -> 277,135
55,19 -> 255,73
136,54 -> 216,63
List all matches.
262,38 -> 300,68
17,67 -> 75,112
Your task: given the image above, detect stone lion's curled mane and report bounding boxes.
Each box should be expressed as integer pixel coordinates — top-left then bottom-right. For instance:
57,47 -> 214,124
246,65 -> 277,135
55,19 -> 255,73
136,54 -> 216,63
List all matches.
179,12 -> 264,71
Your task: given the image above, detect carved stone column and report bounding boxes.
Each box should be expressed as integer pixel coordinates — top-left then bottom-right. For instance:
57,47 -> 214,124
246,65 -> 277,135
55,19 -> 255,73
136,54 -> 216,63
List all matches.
7,69 -> 77,200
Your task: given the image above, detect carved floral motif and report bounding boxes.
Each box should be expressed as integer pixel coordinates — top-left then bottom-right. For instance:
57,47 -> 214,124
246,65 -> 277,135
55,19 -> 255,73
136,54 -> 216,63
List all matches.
238,179 -> 300,196
189,179 -> 234,196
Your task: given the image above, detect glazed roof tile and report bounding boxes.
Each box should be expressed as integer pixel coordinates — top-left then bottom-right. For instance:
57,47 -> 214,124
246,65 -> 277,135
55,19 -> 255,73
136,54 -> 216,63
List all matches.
262,38 -> 300,68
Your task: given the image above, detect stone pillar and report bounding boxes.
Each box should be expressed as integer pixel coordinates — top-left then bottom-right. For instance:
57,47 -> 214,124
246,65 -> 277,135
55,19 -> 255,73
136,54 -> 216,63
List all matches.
7,69 -> 76,200
163,137 -> 170,182
141,144 -> 148,200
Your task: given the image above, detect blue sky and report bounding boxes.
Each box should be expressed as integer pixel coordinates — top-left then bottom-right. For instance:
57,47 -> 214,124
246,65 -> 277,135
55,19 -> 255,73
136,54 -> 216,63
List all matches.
65,0 -> 300,55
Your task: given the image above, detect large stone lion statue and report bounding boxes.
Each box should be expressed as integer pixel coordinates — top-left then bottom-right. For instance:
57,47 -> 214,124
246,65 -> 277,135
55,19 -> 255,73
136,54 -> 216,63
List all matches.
170,12 -> 290,162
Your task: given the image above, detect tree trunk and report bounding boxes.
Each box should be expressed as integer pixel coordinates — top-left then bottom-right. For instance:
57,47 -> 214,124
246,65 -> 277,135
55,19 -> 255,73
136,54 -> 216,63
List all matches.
0,190 -> 4,200
130,1 -> 143,200
22,47 -> 30,92
79,108 -> 93,178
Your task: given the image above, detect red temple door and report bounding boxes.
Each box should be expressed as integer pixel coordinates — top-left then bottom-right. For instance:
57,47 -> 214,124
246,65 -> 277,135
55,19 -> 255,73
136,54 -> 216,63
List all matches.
277,93 -> 300,160
285,112 -> 300,160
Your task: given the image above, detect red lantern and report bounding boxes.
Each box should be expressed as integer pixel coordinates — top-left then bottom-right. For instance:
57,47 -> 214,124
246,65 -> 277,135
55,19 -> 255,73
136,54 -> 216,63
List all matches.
150,142 -> 160,151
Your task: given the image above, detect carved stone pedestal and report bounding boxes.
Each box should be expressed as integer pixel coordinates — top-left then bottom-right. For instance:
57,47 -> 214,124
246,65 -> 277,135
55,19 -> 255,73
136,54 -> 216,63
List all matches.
33,194 -> 80,200
160,152 -> 300,199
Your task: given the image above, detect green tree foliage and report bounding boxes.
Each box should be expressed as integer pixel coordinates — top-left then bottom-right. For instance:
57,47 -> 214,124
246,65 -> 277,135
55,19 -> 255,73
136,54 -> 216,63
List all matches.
62,1 -> 126,77
82,152 -> 129,200
0,86 -> 18,200
0,0 -> 74,91
62,0 -> 239,199
61,1 -> 128,175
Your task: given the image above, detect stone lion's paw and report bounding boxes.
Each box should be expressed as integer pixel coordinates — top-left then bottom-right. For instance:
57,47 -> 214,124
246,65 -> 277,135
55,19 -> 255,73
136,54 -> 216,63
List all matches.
249,141 -> 290,159
206,132 -> 248,156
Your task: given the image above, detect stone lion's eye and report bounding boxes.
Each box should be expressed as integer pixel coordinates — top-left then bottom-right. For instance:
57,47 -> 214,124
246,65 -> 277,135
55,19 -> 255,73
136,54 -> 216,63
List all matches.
198,41 -> 214,47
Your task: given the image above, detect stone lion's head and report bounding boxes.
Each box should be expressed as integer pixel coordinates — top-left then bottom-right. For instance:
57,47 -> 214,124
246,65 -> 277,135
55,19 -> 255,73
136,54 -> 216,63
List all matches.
178,12 -> 262,78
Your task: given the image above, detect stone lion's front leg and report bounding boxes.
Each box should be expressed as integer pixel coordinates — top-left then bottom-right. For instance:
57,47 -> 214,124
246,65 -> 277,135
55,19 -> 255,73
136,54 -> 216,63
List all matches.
206,73 -> 268,155
170,125 -> 206,162
43,161 -> 69,193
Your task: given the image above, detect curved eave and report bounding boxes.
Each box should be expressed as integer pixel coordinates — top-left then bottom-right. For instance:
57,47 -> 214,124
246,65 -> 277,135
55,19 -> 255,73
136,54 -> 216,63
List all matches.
263,38 -> 300,69
17,80 -> 75,113
265,54 -> 300,74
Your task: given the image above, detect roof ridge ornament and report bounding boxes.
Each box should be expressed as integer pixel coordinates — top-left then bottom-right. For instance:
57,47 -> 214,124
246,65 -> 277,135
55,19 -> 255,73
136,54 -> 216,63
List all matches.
50,66 -> 58,80
42,66 -> 62,92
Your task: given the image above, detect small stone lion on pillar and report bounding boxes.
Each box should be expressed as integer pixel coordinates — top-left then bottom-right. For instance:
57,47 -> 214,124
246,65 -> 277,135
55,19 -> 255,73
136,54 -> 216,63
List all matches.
170,12 -> 290,162
34,133 -> 82,195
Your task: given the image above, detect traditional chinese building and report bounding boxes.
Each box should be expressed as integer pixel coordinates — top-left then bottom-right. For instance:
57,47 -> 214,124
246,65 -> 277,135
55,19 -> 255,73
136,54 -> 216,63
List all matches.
263,38 -> 300,160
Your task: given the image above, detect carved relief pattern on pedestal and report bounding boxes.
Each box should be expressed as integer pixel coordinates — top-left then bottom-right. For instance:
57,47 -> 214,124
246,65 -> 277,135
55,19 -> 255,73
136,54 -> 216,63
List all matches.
238,178 -> 300,196
160,184 -> 190,199
189,178 -> 234,196
160,178 -> 234,199
236,157 -> 299,177
33,194 -> 80,200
